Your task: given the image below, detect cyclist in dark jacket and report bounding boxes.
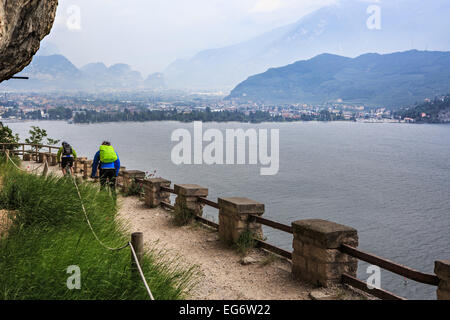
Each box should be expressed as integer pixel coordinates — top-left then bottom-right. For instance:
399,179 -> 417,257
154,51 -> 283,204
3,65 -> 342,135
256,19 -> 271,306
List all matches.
57,141 -> 77,176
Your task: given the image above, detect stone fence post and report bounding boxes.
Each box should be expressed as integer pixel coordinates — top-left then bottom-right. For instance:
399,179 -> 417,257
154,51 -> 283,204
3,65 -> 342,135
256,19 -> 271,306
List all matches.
23,152 -> 31,161
121,170 -> 145,193
435,260 -> 450,300
73,158 -> 79,173
82,161 -> 88,180
143,178 -> 171,208
49,154 -> 58,166
218,197 -> 264,245
86,160 -> 93,178
37,152 -> 46,163
75,157 -> 86,174
173,184 -> 208,224
291,219 -> 358,288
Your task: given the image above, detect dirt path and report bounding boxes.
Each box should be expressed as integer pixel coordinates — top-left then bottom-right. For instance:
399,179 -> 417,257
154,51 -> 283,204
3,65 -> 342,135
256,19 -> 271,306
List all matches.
18,159 -> 367,300
117,196 -> 367,300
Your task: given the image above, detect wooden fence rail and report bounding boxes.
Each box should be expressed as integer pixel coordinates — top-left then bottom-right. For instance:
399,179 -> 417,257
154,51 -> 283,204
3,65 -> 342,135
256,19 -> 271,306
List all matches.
341,274 -> 406,300
339,244 -> 439,286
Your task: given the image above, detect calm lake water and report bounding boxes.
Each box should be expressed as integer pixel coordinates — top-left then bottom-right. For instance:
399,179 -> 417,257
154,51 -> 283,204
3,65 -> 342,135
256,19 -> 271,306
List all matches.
8,120 -> 450,300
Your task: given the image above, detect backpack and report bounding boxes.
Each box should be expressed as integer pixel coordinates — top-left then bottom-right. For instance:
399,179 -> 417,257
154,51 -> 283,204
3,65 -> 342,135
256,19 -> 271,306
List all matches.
99,145 -> 118,163
62,143 -> 72,156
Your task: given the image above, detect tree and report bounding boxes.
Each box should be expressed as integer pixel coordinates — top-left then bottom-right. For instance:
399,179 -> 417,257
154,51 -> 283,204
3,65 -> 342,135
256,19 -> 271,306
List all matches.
0,122 -> 19,150
24,126 -> 60,147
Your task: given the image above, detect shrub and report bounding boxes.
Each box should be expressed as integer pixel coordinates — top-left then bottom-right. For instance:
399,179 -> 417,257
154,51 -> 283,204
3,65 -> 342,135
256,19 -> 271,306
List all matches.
235,229 -> 257,256
124,180 -> 144,197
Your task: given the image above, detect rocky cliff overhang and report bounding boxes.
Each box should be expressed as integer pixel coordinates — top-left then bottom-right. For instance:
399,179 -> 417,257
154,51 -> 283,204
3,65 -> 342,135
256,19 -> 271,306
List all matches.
0,0 -> 58,82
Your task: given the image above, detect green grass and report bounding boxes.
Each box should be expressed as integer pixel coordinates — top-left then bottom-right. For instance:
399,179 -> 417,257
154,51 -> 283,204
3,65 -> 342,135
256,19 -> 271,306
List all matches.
234,229 -> 257,256
0,156 -> 198,300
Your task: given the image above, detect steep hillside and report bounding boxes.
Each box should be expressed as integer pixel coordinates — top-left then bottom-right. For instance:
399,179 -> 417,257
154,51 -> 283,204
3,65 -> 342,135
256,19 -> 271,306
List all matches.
227,50 -> 450,107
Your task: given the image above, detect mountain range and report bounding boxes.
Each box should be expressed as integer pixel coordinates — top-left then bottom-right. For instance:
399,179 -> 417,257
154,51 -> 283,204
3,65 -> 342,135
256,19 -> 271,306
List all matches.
164,0 -> 450,91
227,50 -> 450,107
0,54 -> 166,92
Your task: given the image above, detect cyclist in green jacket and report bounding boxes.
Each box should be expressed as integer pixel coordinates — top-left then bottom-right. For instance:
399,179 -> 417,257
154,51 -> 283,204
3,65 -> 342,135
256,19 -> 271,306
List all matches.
91,141 -> 120,192
57,141 -> 77,176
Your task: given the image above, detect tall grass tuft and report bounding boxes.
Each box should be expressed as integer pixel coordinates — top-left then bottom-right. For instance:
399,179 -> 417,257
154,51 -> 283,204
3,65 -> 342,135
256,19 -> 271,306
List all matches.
235,229 -> 257,256
0,157 -> 198,300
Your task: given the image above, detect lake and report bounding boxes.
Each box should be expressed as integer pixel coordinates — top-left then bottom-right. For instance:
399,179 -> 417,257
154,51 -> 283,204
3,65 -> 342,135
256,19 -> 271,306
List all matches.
7,120 -> 450,300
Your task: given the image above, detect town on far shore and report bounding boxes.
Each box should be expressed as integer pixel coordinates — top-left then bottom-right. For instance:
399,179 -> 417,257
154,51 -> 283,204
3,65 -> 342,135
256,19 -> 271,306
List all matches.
0,91 -> 448,124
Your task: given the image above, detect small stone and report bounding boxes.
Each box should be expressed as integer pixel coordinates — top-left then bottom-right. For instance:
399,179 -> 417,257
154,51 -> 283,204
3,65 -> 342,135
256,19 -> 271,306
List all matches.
309,290 -> 336,300
240,256 -> 257,265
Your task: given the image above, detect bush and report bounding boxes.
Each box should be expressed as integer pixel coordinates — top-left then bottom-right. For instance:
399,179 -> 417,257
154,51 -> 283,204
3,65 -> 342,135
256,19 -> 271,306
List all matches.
235,229 -> 257,256
124,180 -> 144,197
0,123 -> 19,150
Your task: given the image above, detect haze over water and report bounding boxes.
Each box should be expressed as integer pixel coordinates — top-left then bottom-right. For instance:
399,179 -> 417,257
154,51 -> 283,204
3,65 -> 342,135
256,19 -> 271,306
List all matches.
8,121 -> 450,300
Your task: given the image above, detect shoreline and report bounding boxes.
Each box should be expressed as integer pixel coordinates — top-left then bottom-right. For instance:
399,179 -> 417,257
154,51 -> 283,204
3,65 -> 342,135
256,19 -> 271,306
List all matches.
3,119 -> 449,125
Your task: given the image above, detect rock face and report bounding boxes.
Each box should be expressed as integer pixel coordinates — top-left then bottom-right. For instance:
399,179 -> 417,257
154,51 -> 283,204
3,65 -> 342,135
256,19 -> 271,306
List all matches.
0,0 -> 58,82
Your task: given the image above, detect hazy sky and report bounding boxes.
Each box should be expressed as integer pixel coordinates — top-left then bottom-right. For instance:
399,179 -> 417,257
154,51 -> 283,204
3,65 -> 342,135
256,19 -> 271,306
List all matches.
43,0 -> 338,76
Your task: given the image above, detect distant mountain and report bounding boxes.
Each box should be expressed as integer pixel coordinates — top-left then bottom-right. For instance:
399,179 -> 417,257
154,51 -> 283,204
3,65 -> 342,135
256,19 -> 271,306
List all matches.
1,55 -> 84,91
226,50 -> 450,107
164,0 -> 450,91
0,54 -> 160,92
80,62 -> 143,89
144,73 -> 166,89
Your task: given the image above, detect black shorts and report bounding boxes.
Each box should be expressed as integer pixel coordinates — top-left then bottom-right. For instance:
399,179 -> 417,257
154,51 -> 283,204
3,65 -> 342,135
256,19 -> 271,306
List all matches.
99,168 -> 117,190
61,157 -> 74,168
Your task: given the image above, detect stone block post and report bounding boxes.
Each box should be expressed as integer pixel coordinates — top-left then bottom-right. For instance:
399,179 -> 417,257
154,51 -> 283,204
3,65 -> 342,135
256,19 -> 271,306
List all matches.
83,161 -> 88,180
76,157 -> 87,174
173,184 -> 208,224
49,154 -> 58,166
435,260 -> 450,300
291,219 -> 358,288
37,152 -> 46,163
117,166 -> 127,186
85,160 -> 93,178
23,152 -> 31,161
143,178 -> 171,208
122,170 -> 146,193
218,197 -> 264,245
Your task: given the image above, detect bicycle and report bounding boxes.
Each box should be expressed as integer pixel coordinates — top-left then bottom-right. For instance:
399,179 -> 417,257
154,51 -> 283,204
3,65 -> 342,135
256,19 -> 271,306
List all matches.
59,160 -> 73,177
